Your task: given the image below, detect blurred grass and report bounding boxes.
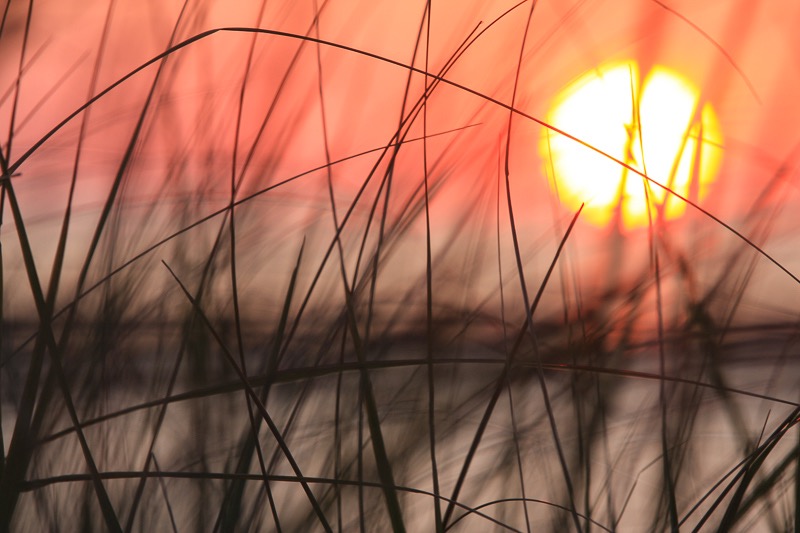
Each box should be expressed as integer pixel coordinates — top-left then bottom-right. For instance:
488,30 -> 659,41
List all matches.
1,0 -> 800,531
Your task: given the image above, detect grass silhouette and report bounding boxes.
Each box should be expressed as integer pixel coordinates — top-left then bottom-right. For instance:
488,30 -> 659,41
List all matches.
1,0 -> 799,531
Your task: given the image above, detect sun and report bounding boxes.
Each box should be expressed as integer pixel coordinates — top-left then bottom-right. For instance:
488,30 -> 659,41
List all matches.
540,61 -> 724,229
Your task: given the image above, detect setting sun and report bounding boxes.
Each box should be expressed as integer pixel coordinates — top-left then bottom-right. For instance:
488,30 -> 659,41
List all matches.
541,61 -> 724,229
4,1 -> 800,530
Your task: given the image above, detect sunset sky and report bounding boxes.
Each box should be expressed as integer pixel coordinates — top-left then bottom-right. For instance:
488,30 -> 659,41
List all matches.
3,3 -> 800,531
2,0 -> 800,319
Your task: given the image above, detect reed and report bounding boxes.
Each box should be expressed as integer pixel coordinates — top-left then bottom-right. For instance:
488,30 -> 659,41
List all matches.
1,1 -> 798,531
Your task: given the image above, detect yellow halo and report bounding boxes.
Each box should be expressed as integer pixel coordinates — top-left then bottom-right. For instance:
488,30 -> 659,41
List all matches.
541,61 -> 723,229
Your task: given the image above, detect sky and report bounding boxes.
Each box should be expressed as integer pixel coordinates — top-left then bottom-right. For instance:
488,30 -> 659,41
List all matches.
2,0 -> 800,325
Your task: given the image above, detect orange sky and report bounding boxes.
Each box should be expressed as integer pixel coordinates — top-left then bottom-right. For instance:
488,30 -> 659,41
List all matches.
2,0 -> 800,322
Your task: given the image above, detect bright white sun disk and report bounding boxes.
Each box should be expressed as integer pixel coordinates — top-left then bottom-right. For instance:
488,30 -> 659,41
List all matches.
541,61 -> 723,229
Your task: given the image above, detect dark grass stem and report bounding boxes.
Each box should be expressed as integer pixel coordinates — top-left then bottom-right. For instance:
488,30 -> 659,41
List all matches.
150,454 -> 179,533
1,3 -> 798,531
211,1 -> 277,531
423,2 -> 444,531
0,157 -> 122,532
20,471 -> 524,532
494,2 -> 581,531
162,261 -> 333,532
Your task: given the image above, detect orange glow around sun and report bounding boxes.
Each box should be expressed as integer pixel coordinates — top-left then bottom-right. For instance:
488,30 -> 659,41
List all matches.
541,61 -> 724,229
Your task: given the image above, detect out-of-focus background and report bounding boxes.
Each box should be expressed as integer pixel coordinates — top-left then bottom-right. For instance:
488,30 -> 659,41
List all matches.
1,1 -> 799,531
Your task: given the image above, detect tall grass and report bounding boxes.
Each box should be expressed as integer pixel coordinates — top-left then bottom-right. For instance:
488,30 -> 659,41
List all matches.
1,0 -> 800,531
